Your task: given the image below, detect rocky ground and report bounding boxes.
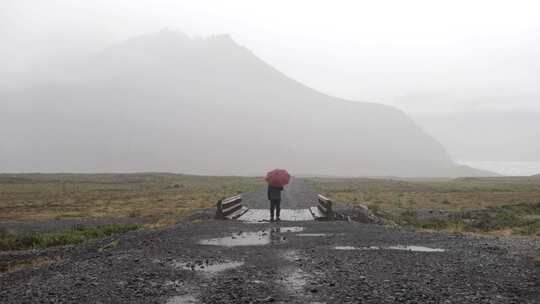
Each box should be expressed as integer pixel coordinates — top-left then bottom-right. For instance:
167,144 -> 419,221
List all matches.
1,179 -> 539,303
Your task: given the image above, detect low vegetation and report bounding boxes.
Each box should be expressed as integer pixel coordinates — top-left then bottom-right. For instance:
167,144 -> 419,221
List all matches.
0,224 -> 139,251
0,173 -> 264,251
310,176 -> 540,236
0,173 -> 264,221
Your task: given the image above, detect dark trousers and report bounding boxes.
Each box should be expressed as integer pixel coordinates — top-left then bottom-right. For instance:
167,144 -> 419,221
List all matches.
270,199 -> 281,219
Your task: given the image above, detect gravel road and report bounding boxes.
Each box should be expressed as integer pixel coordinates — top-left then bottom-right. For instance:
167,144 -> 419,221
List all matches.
1,179 -> 539,303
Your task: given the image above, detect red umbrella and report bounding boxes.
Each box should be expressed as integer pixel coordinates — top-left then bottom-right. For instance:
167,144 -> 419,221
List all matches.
265,169 -> 291,187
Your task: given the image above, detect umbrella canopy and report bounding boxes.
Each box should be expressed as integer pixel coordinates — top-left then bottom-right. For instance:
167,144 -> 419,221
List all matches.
265,169 -> 291,187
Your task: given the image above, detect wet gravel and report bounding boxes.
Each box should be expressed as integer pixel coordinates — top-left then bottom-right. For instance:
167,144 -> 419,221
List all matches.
1,180 -> 539,303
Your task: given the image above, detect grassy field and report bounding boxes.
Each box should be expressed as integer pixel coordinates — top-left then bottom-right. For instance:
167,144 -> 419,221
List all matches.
0,173 -> 264,251
0,173 -> 264,221
310,176 -> 540,236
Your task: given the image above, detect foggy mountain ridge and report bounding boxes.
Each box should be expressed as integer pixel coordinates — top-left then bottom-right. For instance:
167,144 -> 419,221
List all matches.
1,30 -> 493,177
413,111 -> 540,162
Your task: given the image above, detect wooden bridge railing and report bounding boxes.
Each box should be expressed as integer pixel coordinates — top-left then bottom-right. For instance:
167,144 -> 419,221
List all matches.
316,194 -> 334,220
215,194 -> 246,219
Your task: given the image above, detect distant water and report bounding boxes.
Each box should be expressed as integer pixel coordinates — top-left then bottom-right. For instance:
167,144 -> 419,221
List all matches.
457,160 -> 540,176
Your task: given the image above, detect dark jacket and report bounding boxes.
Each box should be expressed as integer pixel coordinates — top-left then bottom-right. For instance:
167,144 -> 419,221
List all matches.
267,185 -> 284,201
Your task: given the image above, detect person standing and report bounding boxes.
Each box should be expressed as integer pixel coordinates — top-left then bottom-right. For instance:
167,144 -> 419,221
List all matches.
267,185 -> 284,222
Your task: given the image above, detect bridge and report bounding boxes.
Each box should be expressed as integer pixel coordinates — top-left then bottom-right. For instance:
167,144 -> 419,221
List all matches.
215,179 -> 333,222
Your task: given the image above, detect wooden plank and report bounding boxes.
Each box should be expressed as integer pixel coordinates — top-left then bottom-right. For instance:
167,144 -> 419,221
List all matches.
222,199 -> 242,211
280,209 -> 314,221
222,204 -> 242,216
309,206 -> 325,219
318,194 -> 331,202
222,198 -> 241,207
222,195 -> 242,205
237,209 -> 314,222
222,199 -> 242,210
225,206 -> 249,219
237,209 -> 267,222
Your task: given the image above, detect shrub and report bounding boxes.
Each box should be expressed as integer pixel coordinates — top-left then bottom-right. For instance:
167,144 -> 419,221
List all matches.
413,219 -> 450,230
469,211 -> 523,231
513,221 -> 540,236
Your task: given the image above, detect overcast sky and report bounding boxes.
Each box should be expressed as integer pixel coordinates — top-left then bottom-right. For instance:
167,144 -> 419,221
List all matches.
2,0 -> 540,113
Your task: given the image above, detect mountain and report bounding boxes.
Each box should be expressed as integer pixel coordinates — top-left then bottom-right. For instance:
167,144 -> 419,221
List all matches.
1,30 -> 491,177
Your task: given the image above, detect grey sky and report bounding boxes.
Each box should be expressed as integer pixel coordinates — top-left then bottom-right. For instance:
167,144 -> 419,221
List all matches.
2,0 -> 540,112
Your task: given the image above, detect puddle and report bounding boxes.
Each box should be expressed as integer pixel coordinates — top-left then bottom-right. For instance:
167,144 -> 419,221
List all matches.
360,246 -> 380,250
388,245 -> 445,252
166,295 -> 198,304
164,280 -> 183,288
334,246 -> 358,250
279,226 -> 304,233
282,249 -> 302,262
296,233 -> 329,237
199,231 -> 282,246
283,269 -> 307,292
333,245 -> 445,252
173,260 -> 244,273
198,227 -> 303,247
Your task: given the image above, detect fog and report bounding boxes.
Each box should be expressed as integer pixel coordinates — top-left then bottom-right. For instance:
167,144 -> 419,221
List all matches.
2,1 -> 540,175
